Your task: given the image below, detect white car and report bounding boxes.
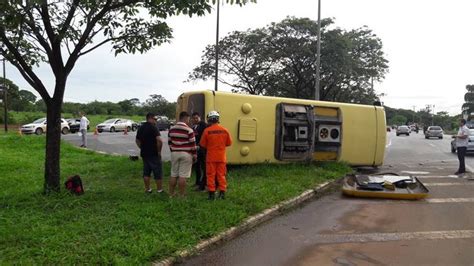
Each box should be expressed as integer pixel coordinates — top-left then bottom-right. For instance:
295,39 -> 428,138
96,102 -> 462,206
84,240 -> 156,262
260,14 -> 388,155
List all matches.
21,118 -> 70,135
96,118 -> 133,133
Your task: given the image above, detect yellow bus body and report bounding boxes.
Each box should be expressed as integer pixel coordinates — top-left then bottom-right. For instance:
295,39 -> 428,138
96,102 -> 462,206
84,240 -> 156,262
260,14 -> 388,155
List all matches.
177,91 -> 386,166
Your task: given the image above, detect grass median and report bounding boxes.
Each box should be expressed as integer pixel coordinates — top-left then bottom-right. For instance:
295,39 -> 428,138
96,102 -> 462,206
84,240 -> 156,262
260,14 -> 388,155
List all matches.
0,134 -> 351,264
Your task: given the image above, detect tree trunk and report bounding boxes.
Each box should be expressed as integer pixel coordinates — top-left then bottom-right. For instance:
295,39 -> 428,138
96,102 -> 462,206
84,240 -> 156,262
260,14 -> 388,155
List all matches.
44,100 -> 62,193
43,77 -> 66,194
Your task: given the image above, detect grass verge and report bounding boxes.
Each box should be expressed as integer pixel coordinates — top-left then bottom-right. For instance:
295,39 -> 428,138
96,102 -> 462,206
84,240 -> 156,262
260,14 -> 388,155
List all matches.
0,134 -> 351,264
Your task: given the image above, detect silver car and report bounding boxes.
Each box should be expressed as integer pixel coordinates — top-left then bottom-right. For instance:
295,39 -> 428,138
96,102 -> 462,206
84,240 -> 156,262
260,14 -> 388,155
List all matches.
451,129 -> 474,153
21,118 -> 70,135
425,126 -> 443,139
396,125 -> 410,136
96,118 -> 130,133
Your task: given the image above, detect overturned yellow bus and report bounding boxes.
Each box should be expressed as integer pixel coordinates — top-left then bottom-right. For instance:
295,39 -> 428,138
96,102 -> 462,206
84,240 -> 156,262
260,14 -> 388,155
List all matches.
177,91 -> 386,166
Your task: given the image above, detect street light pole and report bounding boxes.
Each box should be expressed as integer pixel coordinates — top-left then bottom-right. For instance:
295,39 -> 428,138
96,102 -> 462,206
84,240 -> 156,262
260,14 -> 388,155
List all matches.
214,0 -> 220,92
314,0 -> 321,100
2,58 -> 6,133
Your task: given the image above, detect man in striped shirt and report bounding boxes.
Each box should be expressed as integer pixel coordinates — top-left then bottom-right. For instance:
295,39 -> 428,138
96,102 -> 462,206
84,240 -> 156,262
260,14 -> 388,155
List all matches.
168,111 -> 197,196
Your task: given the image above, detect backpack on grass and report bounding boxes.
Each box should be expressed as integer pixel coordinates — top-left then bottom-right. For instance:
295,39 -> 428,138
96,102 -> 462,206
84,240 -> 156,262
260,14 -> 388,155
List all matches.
65,175 -> 84,195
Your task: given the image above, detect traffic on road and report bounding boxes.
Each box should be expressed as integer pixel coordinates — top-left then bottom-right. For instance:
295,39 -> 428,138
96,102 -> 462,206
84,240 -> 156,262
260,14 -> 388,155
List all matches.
181,130 -> 474,266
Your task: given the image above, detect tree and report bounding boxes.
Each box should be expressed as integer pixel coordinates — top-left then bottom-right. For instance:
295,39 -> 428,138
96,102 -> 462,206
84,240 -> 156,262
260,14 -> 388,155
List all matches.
143,94 -> 176,118
118,98 -> 140,115
0,78 -> 37,111
188,29 -> 274,95
62,101 -> 84,115
390,114 -> 407,126
0,0 -> 253,193
462,85 -> 474,119
189,17 -> 389,103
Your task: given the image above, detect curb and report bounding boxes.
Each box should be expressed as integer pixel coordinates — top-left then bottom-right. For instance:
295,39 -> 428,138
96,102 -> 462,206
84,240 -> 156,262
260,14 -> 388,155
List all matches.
153,179 -> 340,266
71,144 -> 124,157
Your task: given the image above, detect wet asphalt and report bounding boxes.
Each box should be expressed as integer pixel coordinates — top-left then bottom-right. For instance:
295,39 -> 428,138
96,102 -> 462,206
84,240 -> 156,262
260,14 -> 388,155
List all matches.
62,130 -> 171,161
179,132 -> 474,266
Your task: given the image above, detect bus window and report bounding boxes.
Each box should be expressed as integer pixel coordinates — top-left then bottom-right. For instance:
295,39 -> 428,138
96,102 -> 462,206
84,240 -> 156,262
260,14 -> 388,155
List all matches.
187,94 -> 205,117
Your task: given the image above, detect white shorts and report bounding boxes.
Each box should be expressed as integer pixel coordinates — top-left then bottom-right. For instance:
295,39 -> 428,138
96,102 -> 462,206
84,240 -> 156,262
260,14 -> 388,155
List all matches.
170,152 -> 193,178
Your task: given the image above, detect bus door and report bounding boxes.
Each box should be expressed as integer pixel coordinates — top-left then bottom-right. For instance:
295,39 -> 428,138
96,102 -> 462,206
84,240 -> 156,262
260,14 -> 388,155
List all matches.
275,103 -> 315,161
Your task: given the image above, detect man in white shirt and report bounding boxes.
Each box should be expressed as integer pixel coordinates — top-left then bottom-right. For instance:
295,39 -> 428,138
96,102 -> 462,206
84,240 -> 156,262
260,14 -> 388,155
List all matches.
79,112 -> 89,148
455,119 -> 470,175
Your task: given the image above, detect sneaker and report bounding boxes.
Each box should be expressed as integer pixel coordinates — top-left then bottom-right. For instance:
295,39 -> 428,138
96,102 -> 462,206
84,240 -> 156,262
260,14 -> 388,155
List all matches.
157,189 -> 164,193
146,189 -> 152,193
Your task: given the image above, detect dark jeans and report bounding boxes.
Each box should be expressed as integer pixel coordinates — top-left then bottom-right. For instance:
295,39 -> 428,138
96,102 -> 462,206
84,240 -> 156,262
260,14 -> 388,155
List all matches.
193,149 -> 207,189
457,146 -> 467,173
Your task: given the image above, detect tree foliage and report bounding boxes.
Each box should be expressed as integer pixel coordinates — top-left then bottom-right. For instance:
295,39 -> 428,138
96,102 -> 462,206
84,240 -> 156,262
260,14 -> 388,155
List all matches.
0,78 -> 37,111
189,17 -> 389,104
390,114 -> 407,126
61,95 -> 176,118
385,106 -> 459,131
463,84 -> 474,118
0,0 -> 254,192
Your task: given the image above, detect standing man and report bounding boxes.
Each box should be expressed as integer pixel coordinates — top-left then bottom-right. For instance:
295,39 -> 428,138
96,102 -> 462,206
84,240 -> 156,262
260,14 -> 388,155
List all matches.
192,112 -> 207,191
79,112 -> 89,148
200,111 -> 232,200
455,118 -> 470,175
168,112 -> 197,197
136,113 -> 163,193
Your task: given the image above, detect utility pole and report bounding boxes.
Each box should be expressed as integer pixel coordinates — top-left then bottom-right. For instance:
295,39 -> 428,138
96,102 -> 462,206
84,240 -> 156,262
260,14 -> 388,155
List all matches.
412,105 -> 416,124
2,58 -> 6,133
432,104 -> 435,126
314,0 -> 321,100
214,0 -> 220,92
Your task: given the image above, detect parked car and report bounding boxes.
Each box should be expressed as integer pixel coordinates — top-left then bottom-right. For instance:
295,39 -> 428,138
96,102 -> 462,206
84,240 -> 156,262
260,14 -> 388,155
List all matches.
96,118 -> 132,133
156,116 -> 171,131
129,120 -> 139,131
425,126 -> 443,139
451,129 -> 474,153
21,118 -> 70,135
122,119 -> 138,132
67,118 -> 90,133
396,125 -> 410,136
137,116 -> 171,132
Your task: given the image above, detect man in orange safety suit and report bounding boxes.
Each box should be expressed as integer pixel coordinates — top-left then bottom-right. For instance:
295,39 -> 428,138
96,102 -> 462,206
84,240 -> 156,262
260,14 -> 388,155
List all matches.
199,110 -> 232,200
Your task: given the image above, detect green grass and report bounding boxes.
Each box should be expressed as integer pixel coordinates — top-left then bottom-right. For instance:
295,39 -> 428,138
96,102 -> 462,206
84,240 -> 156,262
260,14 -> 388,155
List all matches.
0,134 -> 351,264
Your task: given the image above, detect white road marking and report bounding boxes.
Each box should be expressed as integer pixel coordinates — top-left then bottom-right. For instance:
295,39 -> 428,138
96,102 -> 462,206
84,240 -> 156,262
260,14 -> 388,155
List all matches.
314,230 -> 474,244
423,182 -> 474,186
401,171 -> 430,175
467,165 -> 474,173
425,198 -> 474,203
419,175 -> 459,178
429,143 -> 436,147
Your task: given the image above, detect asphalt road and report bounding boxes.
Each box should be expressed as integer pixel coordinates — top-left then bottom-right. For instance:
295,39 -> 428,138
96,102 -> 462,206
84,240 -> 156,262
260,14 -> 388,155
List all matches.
62,130 -> 171,161
181,131 -> 474,266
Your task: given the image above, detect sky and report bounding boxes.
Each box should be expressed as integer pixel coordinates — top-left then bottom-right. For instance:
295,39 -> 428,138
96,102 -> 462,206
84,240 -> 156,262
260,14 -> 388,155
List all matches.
4,0 -> 474,115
